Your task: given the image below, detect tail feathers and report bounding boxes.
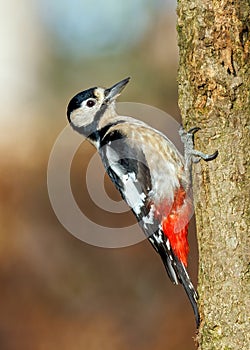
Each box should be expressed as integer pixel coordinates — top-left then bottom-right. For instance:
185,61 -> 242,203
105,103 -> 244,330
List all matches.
159,247 -> 179,285
147,231 -> 200,326
175,259 -> 200,327
159,245 -> 200,327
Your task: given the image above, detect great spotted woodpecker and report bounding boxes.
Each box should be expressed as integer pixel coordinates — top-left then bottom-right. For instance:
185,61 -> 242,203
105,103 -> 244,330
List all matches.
67,77 -> 218,326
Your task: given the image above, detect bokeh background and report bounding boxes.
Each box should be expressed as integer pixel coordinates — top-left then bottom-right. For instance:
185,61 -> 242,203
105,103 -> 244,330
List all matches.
0,1 -> 198,349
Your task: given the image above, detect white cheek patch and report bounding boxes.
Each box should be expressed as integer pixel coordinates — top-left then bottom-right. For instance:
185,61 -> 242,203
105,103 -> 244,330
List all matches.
70,96 -> 103,128
70,107 -> 95,128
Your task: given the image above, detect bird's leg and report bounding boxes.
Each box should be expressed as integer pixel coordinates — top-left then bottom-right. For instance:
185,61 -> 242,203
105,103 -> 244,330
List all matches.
179,126 -> 218,174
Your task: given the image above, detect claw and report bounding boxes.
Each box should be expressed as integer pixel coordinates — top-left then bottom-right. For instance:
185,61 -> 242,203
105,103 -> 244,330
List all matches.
187,126 -> 201,135
201,149 -> 218,161
187,126 -> 219,163
179,126 -> 218,177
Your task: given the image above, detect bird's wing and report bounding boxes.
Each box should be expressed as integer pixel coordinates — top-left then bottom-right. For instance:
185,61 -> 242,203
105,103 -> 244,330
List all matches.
99,127 -> 153,224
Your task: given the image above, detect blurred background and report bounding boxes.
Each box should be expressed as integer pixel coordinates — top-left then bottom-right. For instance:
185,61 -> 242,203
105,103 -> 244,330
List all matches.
0,0 -> 198,349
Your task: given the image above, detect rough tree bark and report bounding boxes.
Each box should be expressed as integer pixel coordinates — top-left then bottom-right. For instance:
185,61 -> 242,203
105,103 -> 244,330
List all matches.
177,1 -> 249,349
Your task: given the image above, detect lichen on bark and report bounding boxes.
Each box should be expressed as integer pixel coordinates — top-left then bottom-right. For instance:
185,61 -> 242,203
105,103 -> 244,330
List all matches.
177,1 -> 250,349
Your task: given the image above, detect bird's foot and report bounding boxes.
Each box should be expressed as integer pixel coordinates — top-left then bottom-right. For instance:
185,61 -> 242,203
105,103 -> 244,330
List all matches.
179,126 -> 218,171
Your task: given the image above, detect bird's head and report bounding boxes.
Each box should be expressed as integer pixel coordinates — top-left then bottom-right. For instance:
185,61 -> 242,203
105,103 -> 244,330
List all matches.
67,77 -> 130,130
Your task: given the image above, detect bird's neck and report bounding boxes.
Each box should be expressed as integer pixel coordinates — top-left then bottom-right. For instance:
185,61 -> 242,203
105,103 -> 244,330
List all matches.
97,101 -> 117,130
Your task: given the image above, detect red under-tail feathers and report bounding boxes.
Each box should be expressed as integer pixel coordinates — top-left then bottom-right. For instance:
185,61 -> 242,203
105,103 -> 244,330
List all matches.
156,188 -> 191,266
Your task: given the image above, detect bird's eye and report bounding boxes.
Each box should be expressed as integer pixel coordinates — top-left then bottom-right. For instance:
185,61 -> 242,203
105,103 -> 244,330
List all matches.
86,99 -> 96,108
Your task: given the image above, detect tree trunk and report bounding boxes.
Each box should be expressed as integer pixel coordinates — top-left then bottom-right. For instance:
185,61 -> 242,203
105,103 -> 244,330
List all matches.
177,1 -> 249,349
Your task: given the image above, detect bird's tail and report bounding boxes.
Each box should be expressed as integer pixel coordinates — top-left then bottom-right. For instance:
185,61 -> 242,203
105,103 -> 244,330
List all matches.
174,258 -> 200,327
159,245 -> 200,327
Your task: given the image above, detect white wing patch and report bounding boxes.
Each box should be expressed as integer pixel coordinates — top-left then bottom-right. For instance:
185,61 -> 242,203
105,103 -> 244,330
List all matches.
122,172 -> 145,215
106,146 -> 146,215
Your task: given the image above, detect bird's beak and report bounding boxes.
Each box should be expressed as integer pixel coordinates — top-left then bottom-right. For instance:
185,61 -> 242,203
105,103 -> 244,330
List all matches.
104,77 -> 130,103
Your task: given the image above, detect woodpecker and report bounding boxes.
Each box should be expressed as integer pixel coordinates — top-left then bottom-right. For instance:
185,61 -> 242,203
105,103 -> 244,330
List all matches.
67,77 -> 218,326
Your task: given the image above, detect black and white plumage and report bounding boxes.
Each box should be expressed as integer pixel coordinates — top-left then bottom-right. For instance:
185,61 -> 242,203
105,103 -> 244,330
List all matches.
67,78 -> 218,327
